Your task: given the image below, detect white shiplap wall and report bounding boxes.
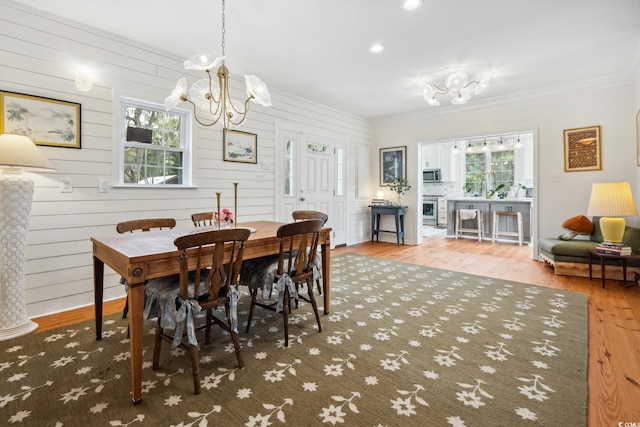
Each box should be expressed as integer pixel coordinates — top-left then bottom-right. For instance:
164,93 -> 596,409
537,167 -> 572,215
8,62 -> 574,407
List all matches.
0,0 -> 373,317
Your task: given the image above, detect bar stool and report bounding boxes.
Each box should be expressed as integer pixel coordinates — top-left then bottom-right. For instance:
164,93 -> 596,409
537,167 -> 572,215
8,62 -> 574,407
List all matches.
455,209 -> 484,241
492,211 -> 523,245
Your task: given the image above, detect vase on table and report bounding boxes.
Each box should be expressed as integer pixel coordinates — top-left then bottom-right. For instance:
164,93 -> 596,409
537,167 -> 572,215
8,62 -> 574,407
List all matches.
397,195 -> 403,205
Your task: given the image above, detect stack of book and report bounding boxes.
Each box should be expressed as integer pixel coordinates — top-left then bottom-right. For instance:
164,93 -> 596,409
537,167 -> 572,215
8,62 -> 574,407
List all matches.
595,242 -> 632,255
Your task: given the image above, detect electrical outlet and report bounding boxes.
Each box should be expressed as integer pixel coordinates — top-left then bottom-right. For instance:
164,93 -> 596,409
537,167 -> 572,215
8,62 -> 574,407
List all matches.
60,178 -> 73,193
98,179 -> 109,193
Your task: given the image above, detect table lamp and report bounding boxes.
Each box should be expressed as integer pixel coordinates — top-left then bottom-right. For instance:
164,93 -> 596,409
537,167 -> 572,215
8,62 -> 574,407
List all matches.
0,134 -> 55,340
586,182 -> 638,244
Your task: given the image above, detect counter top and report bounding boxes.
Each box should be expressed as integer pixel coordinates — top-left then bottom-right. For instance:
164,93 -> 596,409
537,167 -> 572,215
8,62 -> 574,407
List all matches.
447,197 -> 533,203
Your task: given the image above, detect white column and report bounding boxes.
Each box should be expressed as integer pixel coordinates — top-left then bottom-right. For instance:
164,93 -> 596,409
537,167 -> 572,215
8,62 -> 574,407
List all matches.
0,173 -> 38,340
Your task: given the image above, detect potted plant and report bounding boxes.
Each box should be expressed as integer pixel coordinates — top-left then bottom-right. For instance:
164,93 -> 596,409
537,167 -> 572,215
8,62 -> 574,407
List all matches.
389,178 -> 411,205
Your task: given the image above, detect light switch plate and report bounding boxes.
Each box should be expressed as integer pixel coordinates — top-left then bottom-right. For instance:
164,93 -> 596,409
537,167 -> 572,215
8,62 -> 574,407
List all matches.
60,178 -> 72,193
98,179 -> 109,193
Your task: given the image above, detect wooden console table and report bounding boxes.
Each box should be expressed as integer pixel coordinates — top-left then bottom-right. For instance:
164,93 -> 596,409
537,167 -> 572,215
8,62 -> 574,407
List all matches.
369,205 -> 407,245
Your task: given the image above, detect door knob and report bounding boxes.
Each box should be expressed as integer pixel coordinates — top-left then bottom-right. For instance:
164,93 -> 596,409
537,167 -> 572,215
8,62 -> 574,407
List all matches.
300,197 -> 306,201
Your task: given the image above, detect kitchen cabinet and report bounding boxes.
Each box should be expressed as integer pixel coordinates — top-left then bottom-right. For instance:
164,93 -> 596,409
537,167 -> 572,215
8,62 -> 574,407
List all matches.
422,144 -> 441,169
422,143 -> 455,181
446,198 -> 532,243
437,197 -> 448,226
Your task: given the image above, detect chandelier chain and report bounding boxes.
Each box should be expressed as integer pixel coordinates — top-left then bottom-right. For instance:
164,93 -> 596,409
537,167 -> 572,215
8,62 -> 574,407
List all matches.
221,0 -> 226,58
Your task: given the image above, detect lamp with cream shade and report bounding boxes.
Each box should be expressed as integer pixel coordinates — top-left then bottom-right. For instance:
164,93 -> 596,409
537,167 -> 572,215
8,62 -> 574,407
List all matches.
586,182 -> 638,243
0,134 -> 55,340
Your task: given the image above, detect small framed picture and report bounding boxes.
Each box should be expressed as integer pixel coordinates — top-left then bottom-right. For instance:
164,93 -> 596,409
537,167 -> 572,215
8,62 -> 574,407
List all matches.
380,146 -> 407,186
563,125 -> 601,172
0,91 -> 81,148
223,129 -> 257,163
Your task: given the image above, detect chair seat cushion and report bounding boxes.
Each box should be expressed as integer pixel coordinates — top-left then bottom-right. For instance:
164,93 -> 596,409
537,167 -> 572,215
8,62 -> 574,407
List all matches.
144,270 -> 210,325
240,252 -> 322,292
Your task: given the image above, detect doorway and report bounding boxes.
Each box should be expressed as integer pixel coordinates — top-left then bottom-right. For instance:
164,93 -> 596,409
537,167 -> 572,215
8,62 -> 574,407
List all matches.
275,125 -> 346,248
419,131 -> 537,253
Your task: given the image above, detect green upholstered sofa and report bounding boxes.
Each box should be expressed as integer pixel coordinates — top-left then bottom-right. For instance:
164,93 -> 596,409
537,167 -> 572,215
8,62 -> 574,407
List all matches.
538,216 -> 640,280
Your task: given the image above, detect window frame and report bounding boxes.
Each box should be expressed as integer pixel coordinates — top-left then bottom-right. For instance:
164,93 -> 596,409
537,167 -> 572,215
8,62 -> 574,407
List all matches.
116,96 -> 194,188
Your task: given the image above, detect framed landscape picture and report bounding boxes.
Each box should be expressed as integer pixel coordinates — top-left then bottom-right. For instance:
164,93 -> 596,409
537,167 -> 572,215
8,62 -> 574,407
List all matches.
380,146 -> 406,186
0,91 -> 81,148
223,129 -> 257,163
563,125 -> 601,172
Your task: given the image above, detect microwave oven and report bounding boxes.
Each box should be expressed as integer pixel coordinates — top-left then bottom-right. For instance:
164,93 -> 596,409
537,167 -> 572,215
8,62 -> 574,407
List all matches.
423,168 -> 441,183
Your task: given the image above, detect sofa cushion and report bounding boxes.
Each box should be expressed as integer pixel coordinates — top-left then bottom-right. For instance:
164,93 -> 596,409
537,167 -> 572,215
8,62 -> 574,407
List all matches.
538,238 -> 596,258
622,226 -> 640,251
590,216 -> 604,243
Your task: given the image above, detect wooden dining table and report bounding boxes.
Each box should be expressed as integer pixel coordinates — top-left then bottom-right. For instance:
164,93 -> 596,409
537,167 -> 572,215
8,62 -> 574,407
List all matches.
91,220 -> 332,404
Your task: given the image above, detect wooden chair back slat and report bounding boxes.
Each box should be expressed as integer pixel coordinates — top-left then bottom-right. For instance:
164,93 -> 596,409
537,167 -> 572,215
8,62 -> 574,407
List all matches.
191,212 -> 214,227
276,219 -> 322,282
292,210 -> 328,225
116,218 -> 176,233
174,228 -> 251,302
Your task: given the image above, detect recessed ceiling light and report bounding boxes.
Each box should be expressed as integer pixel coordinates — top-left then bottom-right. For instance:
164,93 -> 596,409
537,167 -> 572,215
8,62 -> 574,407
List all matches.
370,43 -> 384,53
403,0 -> 423,11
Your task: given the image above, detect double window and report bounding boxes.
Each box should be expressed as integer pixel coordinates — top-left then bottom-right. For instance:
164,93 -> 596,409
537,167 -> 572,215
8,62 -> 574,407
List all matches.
465,150 -> 515,195
119,97 -> 192,187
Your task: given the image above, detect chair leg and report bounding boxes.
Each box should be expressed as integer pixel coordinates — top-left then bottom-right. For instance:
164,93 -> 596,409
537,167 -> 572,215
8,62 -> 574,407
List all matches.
283,288 -> 290,347
153,318 -> 163,370
316,278 -> 322,295
230,328 -> 244,368
246,288 -> 258,333
187,343 -> 201,394
307,279 -> 322,333
205,308 -> 213,345
122,296 -> 129,319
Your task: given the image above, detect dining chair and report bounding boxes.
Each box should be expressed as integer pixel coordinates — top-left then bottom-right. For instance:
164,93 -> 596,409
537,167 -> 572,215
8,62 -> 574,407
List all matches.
292,210 -> 328,295
245,219 -> 323,347
147,228 -> 250,394
116,218 -> 177,321
191,212 -> 214,227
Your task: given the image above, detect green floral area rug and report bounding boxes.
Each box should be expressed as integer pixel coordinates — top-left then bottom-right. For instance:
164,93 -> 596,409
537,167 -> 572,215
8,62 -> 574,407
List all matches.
0,254 -> 588,426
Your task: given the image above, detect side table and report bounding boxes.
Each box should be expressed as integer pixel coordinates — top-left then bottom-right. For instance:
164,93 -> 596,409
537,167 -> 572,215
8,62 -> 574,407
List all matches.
369,205 -> 407,245
587,249 -> 640,289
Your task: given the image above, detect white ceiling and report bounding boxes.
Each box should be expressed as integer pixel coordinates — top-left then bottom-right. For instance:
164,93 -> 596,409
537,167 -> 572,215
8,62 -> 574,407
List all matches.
11,0 -> 640,120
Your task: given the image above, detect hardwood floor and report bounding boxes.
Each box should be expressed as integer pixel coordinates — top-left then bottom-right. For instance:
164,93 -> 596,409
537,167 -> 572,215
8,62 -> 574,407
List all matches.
33,235 -> 640,426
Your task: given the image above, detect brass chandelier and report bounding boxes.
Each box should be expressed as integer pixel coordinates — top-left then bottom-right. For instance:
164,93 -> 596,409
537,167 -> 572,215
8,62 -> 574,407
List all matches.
164,0 -> 271,129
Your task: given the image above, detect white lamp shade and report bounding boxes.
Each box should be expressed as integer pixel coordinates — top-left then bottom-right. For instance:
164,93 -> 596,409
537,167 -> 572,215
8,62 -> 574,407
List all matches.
0,134 -> 55,172
586,182 -> 638,217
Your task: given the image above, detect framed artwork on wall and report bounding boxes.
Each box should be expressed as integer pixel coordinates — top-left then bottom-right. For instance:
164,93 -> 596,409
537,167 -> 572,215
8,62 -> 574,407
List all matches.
223,129 -> 257,163
0,91 -> 81,148
379,146 -> 406,186
563,125 -> 601,172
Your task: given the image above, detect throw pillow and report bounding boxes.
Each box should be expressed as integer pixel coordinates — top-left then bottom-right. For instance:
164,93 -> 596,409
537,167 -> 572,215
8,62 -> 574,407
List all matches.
558,230 -> 578,240
561,215 -> 593,235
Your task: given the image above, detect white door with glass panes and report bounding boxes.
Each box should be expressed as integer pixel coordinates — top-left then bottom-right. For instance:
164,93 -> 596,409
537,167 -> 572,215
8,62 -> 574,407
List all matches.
277,128 -> 344,248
